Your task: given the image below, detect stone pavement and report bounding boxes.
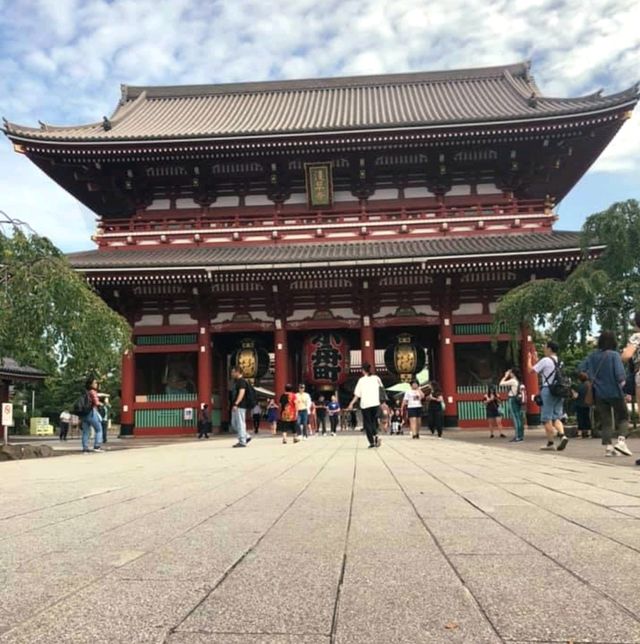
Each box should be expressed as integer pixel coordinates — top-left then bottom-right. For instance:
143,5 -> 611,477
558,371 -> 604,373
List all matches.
1,433 -> 639,643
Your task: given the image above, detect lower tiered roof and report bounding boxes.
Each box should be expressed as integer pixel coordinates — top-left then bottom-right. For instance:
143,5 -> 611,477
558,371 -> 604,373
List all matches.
68,230 -> 591,273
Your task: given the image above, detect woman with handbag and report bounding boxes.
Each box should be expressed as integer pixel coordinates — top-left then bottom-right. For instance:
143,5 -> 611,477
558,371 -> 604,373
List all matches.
483,385 -> 506,439
580,331 -> 632,458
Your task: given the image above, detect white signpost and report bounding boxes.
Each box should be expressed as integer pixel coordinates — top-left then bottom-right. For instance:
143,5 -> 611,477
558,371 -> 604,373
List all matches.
2,402 -> 14,446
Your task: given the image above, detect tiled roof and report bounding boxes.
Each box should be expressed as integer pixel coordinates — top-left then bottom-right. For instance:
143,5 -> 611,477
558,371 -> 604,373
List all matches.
0,358 -> 47,380
68,231 -> 589,271
5,63 -> 638,142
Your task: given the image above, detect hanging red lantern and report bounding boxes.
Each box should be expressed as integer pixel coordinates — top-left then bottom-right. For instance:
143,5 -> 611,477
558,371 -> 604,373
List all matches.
302,332 -> 350,390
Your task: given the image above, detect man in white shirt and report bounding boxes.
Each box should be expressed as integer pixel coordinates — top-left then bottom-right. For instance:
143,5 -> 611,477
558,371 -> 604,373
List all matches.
527,340 -> 568,452
296,384 -> 312,439
348,362 -> 383,448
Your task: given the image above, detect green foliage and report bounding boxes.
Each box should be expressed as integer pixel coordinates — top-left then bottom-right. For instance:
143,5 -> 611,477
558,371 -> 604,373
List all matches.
494,199 -> 640,348
0,226 -> 130,414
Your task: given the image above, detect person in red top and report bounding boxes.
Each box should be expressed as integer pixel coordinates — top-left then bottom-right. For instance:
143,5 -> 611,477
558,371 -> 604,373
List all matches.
278,384 -> 299,444
81,376 -> 104,453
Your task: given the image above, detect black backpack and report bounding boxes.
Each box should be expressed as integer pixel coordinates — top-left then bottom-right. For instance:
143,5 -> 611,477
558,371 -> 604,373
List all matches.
547,359 -> 573,399
72,391 -> 92,417
243,381 -> 257,408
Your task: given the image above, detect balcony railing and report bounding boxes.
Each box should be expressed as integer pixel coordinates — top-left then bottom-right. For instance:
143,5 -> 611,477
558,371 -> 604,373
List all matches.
96,198 -> 552,246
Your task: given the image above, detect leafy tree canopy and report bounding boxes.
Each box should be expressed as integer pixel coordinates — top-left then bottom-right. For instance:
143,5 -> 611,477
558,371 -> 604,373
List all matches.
494,199 -> 640,348
0,221 -> 130,409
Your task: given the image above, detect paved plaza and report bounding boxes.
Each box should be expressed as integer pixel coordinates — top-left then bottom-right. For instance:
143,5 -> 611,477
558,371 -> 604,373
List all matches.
1,433 -> 640,643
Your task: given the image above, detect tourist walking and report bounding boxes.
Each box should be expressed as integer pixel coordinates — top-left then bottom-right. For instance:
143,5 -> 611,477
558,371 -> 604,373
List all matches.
622,311 -> 640,400
327,394 -> 340,436
500,368 -> 525,442
379,399 -> 391,433
483,385 -> 505,438
59,409 -> 70,441
251,402 -> 262,434
197,403 -> 211,439
580,331 -> 632,458
348,362 -> 383,448
573,373 -> 593,438
402,380 -> 425,439
390,405 -> 403,435
527,340 -> 569,451
79,376 -> 103,453
316,396 -> 328,435
266,398 -> 278,434
278,384 -> 299,444
309,399 -> 317,436
230,366 -> 251,448
296,384 -> 311,439
426,381 -> 445,438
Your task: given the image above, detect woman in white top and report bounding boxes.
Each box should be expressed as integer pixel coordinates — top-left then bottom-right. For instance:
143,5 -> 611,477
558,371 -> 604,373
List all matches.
499,368 -> 525,442
402,380 -> 425,439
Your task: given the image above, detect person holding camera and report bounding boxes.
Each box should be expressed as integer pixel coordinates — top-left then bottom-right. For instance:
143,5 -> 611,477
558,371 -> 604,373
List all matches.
528,341 -> 568,451
500,368 -> 525,442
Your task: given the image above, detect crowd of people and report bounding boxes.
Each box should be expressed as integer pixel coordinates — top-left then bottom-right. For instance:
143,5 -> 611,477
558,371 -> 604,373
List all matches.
227,361 -> 449,449
477,320 -> 640,462
68,314 -> 640,465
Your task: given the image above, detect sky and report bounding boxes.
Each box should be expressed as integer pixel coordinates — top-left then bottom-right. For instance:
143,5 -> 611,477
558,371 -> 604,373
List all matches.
0,0 -> 638,252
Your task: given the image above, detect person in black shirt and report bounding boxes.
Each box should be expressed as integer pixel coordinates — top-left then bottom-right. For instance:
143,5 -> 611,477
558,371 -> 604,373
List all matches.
316,396 -> 328,435
230,366 -> 251,448
198,403 -> 211,439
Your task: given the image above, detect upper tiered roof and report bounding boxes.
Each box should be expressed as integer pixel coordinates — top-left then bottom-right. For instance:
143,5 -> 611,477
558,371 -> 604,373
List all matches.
4,62 -> 638,143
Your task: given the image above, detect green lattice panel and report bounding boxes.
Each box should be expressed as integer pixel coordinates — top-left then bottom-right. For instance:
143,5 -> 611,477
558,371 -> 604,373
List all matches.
135,408 -> 197,428
136,334 -> 197,346
147,393 -> 198,402
457,399 -> 513,421
453,323 -> 507,335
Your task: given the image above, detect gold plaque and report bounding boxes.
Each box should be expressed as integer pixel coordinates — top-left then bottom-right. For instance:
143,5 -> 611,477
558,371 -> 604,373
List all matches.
304,162 -> 333,208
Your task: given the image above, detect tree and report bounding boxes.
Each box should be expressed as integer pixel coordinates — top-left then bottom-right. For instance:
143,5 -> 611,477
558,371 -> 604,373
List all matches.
494,199 -> 640,348
0,214 -> 131,413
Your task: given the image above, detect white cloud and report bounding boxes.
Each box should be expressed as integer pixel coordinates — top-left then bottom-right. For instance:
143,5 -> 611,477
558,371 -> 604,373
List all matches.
0,0 -> 638,250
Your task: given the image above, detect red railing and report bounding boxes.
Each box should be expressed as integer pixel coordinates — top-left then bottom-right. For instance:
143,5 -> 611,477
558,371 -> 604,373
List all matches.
98,198 -> 549,237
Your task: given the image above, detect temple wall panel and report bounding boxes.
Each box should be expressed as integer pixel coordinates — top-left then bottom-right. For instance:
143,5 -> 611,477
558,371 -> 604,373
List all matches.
211,196 -> 240,208
169,313 -> 196,325
454,303 -> 483,315
135,314 -> 164,326
147,199 -> 171,210
368,188 -> 399,201
176,198 -> 198,209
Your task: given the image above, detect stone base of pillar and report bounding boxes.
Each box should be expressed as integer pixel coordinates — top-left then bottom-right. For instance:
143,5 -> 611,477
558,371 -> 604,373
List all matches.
444,415 -> 459,428
119,423 -> 134,437
526,413 -> 541,428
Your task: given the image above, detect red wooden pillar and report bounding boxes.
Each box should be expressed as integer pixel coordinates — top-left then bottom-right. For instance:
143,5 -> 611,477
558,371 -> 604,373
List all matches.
361,317 -> 376,371
120,349 -> 135,436
438,312 -> 458,427
0,379 -> 9,404
274,324 -> 289,397
218,354 -> 229,434
521,326 -> 540,427
197,322 -> 212,414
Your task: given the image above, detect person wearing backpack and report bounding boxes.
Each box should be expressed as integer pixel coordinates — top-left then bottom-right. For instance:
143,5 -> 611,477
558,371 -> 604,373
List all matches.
78,376 -> 104,453
580,331 -> 632,458
230,366 -> 253,448
278,384 -> 299,444
500,368 -> 525,442
528,340 -> 569,451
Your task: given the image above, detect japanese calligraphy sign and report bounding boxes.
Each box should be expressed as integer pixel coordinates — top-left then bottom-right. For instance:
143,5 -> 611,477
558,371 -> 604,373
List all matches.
304,162 -> 333,208
303,332 -> 350,388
